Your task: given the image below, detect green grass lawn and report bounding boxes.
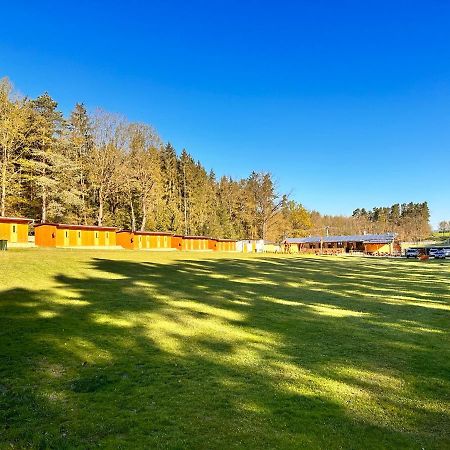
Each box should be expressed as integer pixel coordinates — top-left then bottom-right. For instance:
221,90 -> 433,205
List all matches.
1,250 -> 449,449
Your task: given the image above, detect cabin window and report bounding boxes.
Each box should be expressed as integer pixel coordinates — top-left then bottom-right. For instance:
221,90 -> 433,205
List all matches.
65,231 -> 68,238
106,232 -> 109,238
78,232 -> 81,238
95,232 -> 98,238
12,225 -> 16,233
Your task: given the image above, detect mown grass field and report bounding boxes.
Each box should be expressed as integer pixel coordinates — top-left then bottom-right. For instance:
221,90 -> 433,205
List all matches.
0,249 -> 449,449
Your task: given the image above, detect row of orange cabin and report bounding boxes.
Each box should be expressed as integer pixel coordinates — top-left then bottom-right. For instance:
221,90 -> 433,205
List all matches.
0,217 -> 237,251
116,232 -> 235,251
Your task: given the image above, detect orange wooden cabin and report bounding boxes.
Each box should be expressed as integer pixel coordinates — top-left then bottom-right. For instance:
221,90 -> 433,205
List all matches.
35,223 -> 117,248
0,217 -> 32,243
117,230 -> 173,250
208,238 -> 236,251
181,235 -> 210,251
171,235 -> 183,250
216,239 -> 237,252
116,230 -> 134,249
208,238 -> 218,251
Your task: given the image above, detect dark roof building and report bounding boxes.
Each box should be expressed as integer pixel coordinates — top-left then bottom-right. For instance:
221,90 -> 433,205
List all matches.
283,233 -> 396,245
283,233 -> 399,255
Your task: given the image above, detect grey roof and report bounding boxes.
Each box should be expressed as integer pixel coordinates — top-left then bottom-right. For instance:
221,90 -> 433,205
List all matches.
283,233 -> 396,245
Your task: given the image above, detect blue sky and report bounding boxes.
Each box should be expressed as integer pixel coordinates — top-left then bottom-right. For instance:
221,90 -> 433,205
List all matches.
1,1 -> 449,227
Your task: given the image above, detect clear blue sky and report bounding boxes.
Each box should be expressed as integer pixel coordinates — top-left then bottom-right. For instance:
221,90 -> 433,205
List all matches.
1,1 -> 449,227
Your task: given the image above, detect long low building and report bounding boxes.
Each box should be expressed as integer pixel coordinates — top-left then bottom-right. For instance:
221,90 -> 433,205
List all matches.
35,223 -> 118,248
116,230 -> 173,250
216,239 -> 237,252
32,222 -> 238,252
0,217 -> 33,244
283,233 -> 400,255
181,235 -> 211,251
236,239 -> 264,253
117,231 -> 237,252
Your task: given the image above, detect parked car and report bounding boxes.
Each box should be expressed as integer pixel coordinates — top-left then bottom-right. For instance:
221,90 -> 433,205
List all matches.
428,248 -> 439,257
434,249 -> 446,259
443,247 -> 450,258
405,248 -> 421,258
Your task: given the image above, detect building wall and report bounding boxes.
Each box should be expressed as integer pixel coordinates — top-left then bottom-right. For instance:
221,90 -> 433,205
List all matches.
364,243 -> 393,254
180,237 -> 209,250
41,227 -> 118,248
148,234 -> 171,249
0,223 -> 9,240
17,223 -> 29,243
215,240 -> 236,251
98,231 -> 106,246
55,228 -> 66,247
107,230 -> 116,246
171,236 -> 183,250
35,225 -> 57,247
69,229 -> 80,246
181,238 -> 191,251
120,232 -> 173,250
117,232 -> 134,249
264,244 -> 280,252
0,221 -> 29,243
83,230 -> 94,246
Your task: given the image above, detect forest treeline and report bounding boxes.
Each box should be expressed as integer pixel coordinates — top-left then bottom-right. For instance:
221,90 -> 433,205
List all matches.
0,78 -> 431,241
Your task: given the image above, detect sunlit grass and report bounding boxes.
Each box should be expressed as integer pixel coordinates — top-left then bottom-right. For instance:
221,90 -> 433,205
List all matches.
0,249 -> 449,448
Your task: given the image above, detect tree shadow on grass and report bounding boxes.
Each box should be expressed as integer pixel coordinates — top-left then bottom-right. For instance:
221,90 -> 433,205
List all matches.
0,255 -> 449,449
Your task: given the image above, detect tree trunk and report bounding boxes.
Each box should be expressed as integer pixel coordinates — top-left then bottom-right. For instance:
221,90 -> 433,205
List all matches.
42,186 -> 47,222
140,197 -> 146,231
183,164 -> 188,235
130,199 -> 136,232
97,188 -> 103,226
80,170 -> 87,225
1,159 -> 6,217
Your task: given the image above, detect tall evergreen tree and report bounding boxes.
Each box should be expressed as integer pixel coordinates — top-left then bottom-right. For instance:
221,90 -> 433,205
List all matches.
69,103 -> 93,224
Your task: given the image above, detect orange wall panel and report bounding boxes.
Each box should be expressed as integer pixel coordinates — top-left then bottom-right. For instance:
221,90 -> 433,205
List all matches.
35,225 -> 57,247
69,230 -> 78,246
117,232 -> 134,249
171,236 -> 182,250
0,223 -> 9,240
17,224 -> 29,243
0,222 -> 29,243
109,231 -> 116,246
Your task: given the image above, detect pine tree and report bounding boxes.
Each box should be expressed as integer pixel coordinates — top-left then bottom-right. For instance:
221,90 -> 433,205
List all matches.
69,103 -> 93,224
25,92 -> 70,222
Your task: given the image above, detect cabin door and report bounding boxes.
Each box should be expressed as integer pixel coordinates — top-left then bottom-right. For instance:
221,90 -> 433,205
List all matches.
105,232 -> 110,246
77,231 -> 82,246
64,230 -> 69,247
10,224 -> 18,243
94,232 -> 99,246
